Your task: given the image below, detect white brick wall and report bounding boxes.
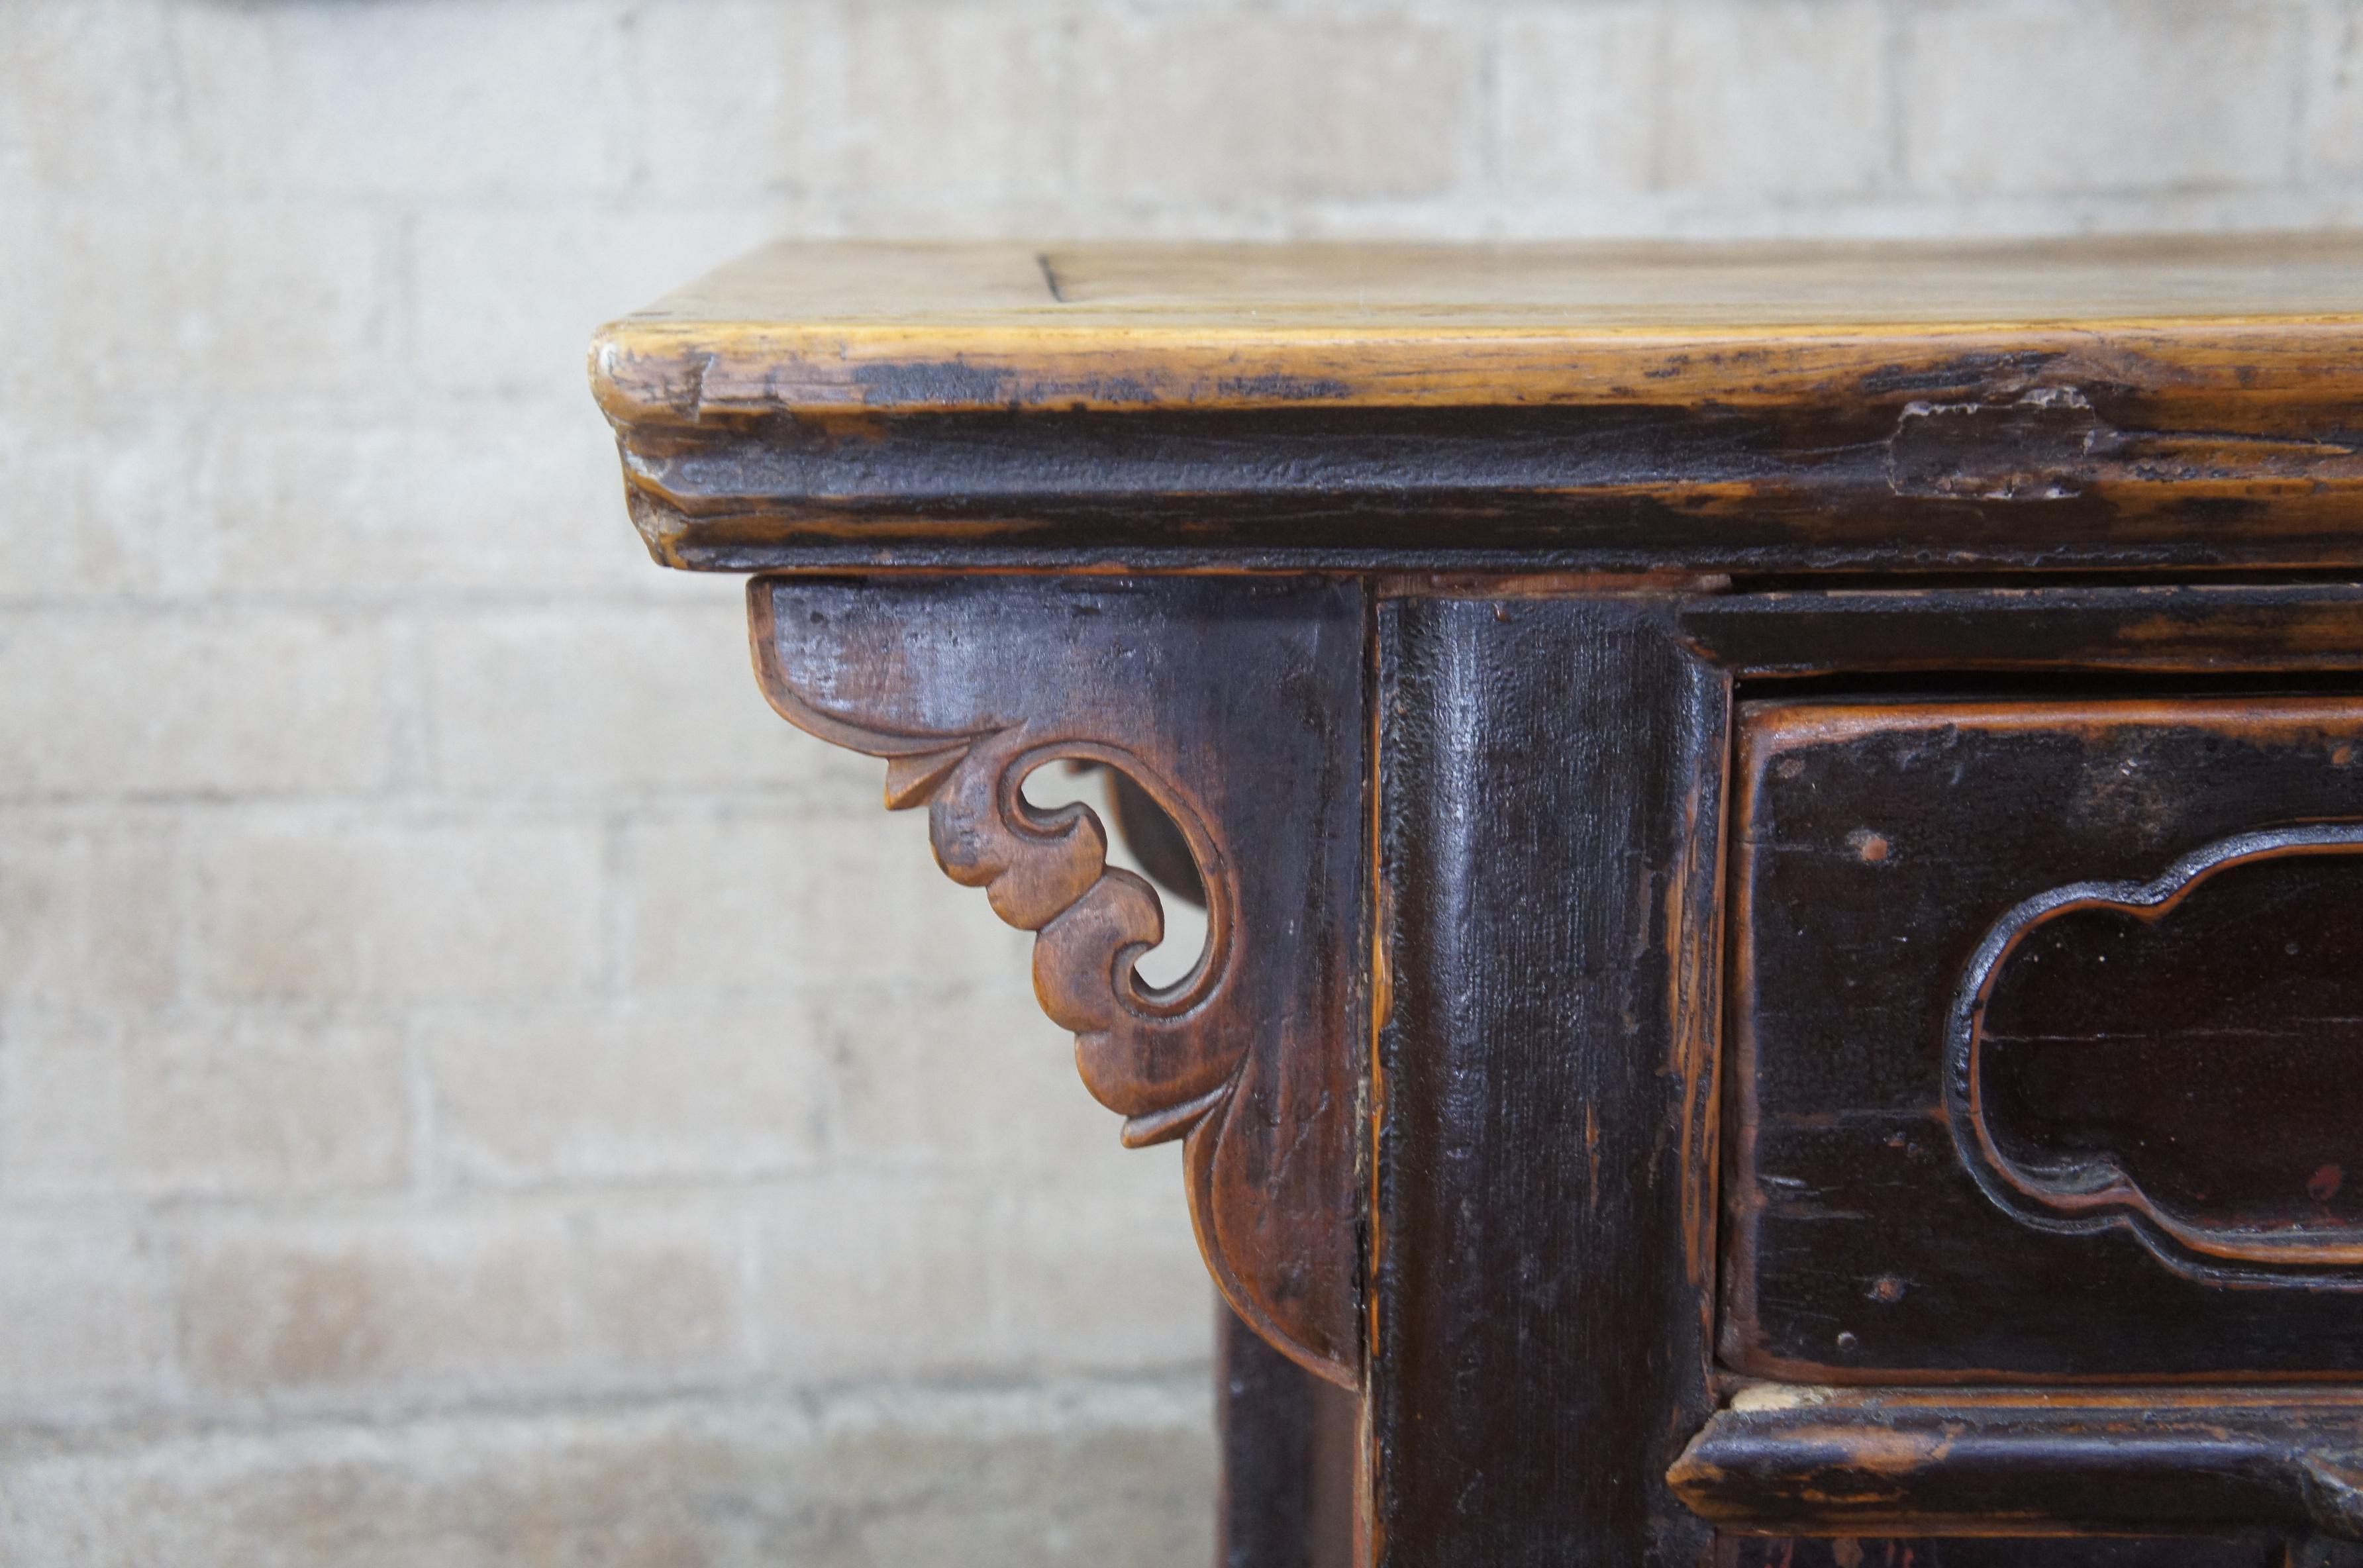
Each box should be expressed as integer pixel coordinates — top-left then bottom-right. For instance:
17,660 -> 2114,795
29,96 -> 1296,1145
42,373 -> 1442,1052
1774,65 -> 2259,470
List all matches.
2,1 -> 2356,1560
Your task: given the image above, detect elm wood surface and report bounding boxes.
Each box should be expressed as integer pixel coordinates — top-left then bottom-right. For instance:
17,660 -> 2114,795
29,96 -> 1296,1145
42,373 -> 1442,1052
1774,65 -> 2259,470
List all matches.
1725,698 -> 2363,1382
1716,1539 -> 2295,1567
593,237 -> 2363,1567
589,235 -> 2363,574
1218,1304 -> 1360,1568
1671,1387 -> 2363,1543
1680,585 -> 2363,676
746,574 -> 1366,1387
1372,595 -> 1725,1567
1954,822 -> 2363,1281
716,569 -> 2363,1561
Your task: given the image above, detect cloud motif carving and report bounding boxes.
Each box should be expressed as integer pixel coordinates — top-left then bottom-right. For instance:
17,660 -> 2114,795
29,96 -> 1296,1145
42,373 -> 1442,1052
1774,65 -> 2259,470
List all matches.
1946,822 -> 2363,1288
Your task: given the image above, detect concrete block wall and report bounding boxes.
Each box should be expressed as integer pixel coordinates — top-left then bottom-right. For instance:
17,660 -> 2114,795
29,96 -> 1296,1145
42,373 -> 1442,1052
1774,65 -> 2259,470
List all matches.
2,1 -> 2356,1561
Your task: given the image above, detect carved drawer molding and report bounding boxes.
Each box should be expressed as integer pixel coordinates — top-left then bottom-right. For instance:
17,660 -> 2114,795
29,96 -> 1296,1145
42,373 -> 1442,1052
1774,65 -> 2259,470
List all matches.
1949,821 -> 2363,1287
1727,697 -> 2363,1383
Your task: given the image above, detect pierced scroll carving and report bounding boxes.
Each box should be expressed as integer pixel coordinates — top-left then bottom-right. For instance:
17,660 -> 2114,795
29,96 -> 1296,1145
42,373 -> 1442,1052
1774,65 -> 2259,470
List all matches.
824,722 -> 1238,1150
748,575 -> 1366,1387
1947,822 -> 2363,1287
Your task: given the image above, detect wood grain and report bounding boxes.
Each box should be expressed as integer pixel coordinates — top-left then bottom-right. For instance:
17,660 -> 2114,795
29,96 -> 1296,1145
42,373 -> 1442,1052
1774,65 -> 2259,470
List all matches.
1218,1302 -> 1361,1568
590,236 -> 2363,573
595,234 -> 2363,415
593,232 -> 2363,1556
1950,822 -> 2363,1283
1680,585 -> 2363,676
1371,593 -> 1726,1566
1725,697 -> 2363,1383
746,574 -> 1367,1387
1673,1385 -> 2363,1543
1715,1534 -> 2295,1567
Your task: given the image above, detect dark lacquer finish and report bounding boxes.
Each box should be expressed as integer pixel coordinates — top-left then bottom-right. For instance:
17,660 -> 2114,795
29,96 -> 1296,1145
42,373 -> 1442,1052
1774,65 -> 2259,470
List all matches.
591,238 -> 2363,576
1679,585 -> 2363,677
1217,1304 -> 1360,1568
1725,697 -> 2363,1382
1716,1536 -> 2293,1568
1674,1387 -> 2363,1545
594,238 -> 2363,1567
1372,594 -> 1726,1567
746,575 -> 1368,1385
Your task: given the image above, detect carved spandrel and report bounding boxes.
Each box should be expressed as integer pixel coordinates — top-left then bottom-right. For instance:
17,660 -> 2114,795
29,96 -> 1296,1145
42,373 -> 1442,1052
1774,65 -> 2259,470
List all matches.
1951,824 -> 2363,1285
748,575 -> 1366,1387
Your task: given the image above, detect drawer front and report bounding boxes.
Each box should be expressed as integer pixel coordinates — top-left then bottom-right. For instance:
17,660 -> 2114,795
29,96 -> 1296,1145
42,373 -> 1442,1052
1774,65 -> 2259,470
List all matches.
1718,1538 -> 2288,1568
1725,696 -> 2363,1381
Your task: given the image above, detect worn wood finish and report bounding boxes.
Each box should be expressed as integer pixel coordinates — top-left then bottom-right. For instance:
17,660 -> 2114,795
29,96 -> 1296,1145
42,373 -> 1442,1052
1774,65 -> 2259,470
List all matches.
595,235 -> 2363,1563
1681,585 -> 2363,676
1217,1302 -> 1362,1568
1726,697 -> 2363,1381
591,236 -> 2363,574
1372,593 -> 1726,1566
1955,822 -> 2363,1281
746,574 -> 1367,1385
1716,1535 -> 2297,1568
1673,1386 -> 2363,1544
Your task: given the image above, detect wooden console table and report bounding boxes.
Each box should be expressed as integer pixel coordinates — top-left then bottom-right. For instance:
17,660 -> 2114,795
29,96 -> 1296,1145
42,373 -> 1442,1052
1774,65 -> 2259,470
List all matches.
593,236 -> 2363,1567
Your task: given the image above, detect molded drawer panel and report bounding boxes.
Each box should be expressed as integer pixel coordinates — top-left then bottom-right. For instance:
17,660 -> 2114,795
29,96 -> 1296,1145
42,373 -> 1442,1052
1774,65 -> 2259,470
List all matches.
1726,697 -> 2363,1380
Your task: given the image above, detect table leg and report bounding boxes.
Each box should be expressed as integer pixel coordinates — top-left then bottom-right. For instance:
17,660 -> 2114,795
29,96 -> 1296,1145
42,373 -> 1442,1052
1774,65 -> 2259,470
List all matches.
1217,1298 -> 1359,1568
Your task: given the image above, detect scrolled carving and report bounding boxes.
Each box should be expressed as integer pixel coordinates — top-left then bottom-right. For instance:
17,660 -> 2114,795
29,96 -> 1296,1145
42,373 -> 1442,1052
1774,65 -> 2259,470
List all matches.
746,575 -> 1366,1387
1946,821 -> 2363,1287
783,713 -> 1242,1148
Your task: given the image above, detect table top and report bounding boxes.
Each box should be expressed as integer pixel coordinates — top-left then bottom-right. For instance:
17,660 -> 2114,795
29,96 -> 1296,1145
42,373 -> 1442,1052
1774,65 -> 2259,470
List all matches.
587,236 -> 2363,575
594,235 -> 2363,417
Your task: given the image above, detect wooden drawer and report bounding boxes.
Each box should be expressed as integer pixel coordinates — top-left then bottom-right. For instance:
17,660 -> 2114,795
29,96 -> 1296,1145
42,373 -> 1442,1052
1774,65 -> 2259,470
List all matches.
1725,696 -> 2363,1382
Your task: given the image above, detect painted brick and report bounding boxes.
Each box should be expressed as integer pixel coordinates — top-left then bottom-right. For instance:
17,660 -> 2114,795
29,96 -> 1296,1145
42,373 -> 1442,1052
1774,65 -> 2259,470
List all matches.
1,1014 -> 407,1197
2307,0 -> 2363,182
1660,1 -> 1892,203
0,410 -> 215,601
0,201 -> 393,408
205,401 -> 651,595
0,613 -> 397,800
623,1 -> 830,197
173,0 -> 630,198
178,1207 -> 580,1396
0,0 -> 192,195
420,600 -> 866,799
408,205 -> 787,399
573,1198 -> 755,1381
1496,4 -> 1664,198
1903,1 -> 2308,197
0,812 -> 179,1007
995,1163 -> 1213,1373
755,1172 -> 1005,1382
632,1 -> 1068,220
819,979 -> 1104,1173
834,1410 -> 1218,1568
0,1382 -> 1214,1568
831,5 -> 1075,223
1068,11 -> 1483,209
0,1210 -> 170,1412
621,806 -> 1032,997
195,816 -> 603,1004
423,998 -> 827,1184
176,1200 -> 748,1398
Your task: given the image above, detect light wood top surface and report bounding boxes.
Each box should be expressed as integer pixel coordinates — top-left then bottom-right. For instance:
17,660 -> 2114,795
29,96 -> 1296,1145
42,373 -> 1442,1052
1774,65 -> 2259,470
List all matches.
591,235 -> 2363,575
593,235 -> 2363,420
